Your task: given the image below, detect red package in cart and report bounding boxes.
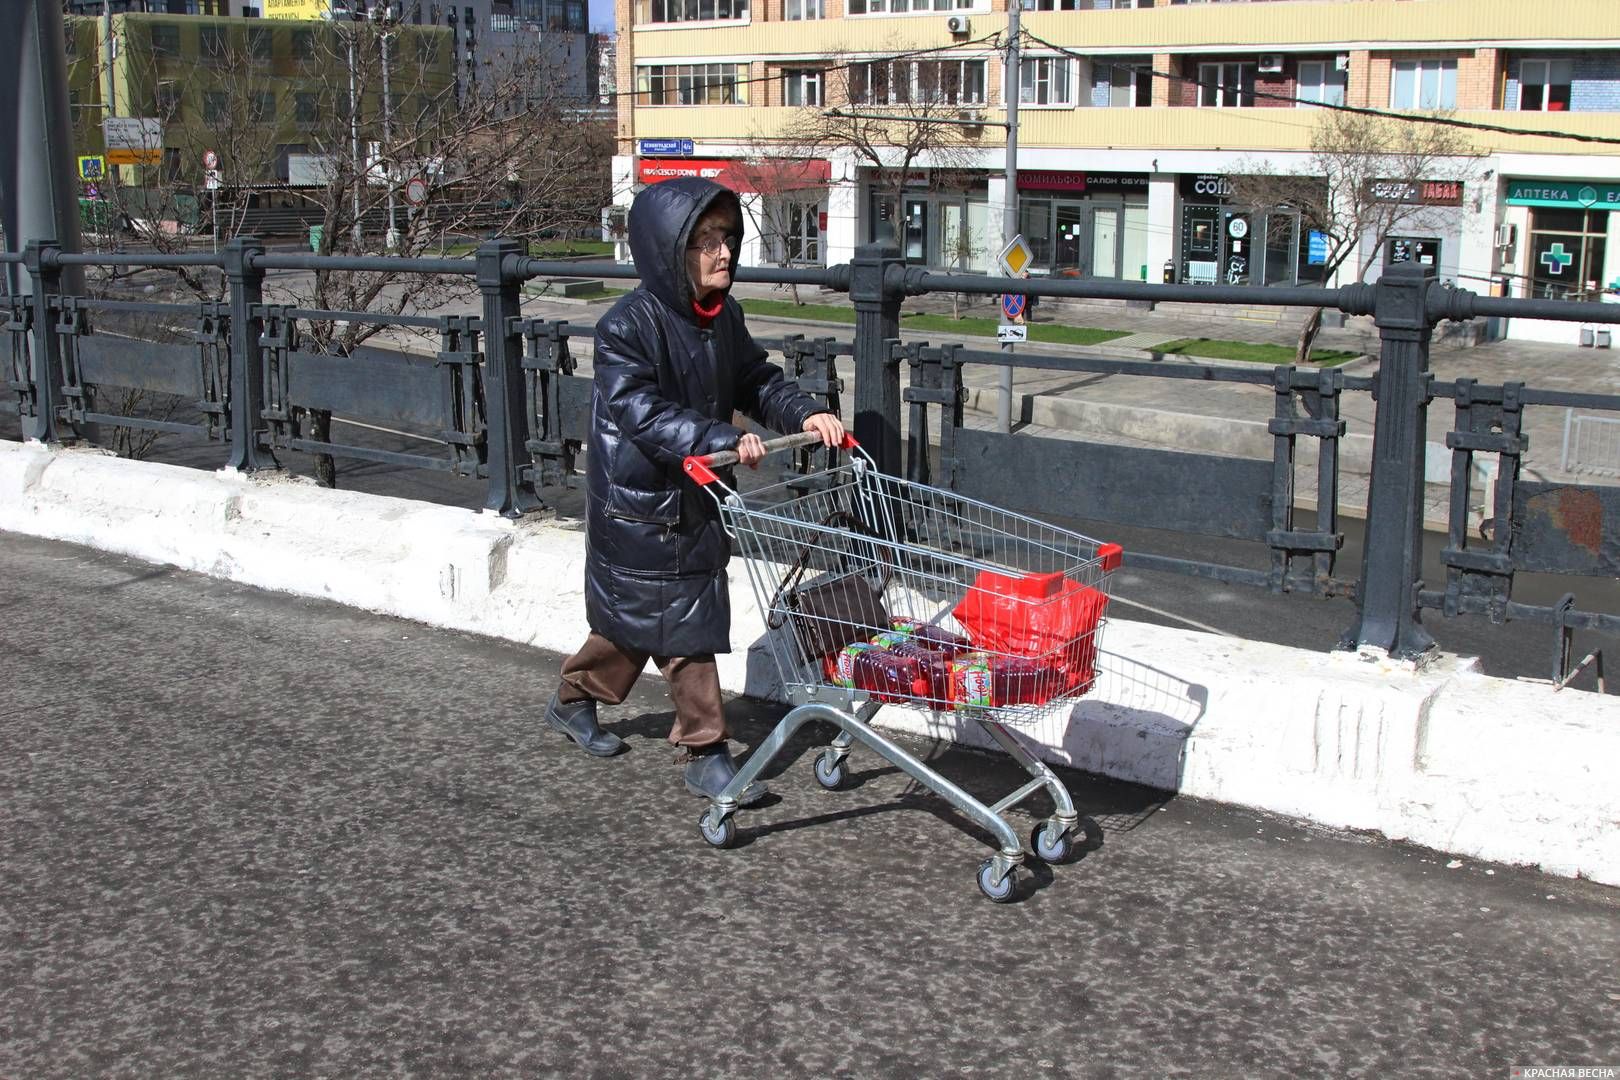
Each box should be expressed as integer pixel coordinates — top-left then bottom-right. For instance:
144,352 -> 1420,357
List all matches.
955,575 -> 1110,658
850,648 -> 930,702
832,642 -> 880,687
891,641 -> 952,702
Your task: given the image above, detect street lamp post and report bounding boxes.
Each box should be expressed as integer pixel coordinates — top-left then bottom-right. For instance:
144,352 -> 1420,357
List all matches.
998,0 -> 1021,433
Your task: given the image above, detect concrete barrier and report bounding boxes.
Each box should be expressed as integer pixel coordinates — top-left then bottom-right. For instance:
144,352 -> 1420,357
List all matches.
3,439 -> 1616,887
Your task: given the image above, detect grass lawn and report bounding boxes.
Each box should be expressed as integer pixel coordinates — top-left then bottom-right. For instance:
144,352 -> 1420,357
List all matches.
741,299 -> 1129,345
1154,337 -> 1365,367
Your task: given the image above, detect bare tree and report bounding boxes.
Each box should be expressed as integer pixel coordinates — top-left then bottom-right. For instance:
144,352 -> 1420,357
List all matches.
66,15 -> 615,478
1229,107 -> 1479,284
763,48 -> 990,249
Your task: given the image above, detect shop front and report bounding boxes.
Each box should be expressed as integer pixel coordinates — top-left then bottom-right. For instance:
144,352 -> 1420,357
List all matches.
1503,179 -> 1617,302
1015,171 -> 1151,282
1364,178 -> 1466,285
1176,173 -> 1329,287
866,171 -> 993,272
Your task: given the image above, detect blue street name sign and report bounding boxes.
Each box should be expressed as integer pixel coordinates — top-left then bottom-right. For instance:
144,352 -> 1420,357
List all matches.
639,138 -> 695,157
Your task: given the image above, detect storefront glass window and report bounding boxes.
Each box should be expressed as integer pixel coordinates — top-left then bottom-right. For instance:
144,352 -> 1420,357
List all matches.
1528,208 -> 1607,300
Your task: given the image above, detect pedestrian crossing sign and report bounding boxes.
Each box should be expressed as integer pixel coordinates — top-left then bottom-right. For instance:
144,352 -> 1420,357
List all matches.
78,156 -> 105,182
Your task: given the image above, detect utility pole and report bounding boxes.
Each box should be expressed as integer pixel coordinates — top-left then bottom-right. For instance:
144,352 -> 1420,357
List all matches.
345,18 -> 363,250
998,0 -> 1021,434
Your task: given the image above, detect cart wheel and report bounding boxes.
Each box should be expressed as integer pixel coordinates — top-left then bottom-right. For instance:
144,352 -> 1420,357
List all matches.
698,808 -> 737,849
1031,820 -> 1076,865
813,750 -> 849,791
976,858 -> 1018,904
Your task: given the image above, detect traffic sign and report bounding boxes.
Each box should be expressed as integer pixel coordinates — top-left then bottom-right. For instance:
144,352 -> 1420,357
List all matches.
1001,292 -> 1026,322
404,175 -> 429,206
997,234 -> 1034,278
103,117 -> 161,150
77,155 -> 105,181
105,148 -> 163,167
996,324 -> 1028,344
202,149 -> 220,170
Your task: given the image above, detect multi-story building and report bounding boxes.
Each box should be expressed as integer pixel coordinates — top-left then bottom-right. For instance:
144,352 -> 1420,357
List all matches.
610,0 -> 1620,341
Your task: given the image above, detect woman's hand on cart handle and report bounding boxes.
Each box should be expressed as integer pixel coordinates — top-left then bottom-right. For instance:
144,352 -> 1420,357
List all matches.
683,428 -> 859,485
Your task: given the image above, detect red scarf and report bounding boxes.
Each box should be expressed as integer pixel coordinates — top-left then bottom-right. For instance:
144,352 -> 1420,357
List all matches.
692,291 -> 725,328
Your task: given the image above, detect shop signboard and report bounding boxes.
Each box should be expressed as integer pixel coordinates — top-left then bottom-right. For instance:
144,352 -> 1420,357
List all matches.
1018,171 -> 1148,194
1180,173 -> 1235,201
263,0 -> 331,18
1504,180 -> 1620,209
1368,179 -> 1464,206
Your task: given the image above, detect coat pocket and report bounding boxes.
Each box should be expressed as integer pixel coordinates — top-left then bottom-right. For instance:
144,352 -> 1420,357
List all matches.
604,483 -> 681,526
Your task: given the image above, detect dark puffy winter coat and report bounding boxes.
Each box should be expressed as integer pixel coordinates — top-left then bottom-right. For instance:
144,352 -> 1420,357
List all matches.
582,178 -> 827,656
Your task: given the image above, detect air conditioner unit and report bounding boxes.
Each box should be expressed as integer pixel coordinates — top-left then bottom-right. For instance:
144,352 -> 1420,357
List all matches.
1334,53 -> 1350,72
1257,54 -> 1284,74
945,14 -> 970,35
1495,223 -> 1517,248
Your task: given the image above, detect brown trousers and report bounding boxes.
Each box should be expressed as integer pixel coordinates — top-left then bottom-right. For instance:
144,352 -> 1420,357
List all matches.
557,631 -> 728,750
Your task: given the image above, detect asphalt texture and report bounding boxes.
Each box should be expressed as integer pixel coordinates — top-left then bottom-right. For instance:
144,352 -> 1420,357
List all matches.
3,531 -> 1619,1078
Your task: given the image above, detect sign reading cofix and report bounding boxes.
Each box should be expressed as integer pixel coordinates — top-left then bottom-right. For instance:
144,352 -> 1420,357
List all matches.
1181,173 -> 1236,200
638,158 -> 831,193
1017,171 -> 1148,194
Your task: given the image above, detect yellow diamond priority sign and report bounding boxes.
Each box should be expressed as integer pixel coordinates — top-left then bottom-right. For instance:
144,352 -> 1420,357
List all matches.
997,234 -> 1034,278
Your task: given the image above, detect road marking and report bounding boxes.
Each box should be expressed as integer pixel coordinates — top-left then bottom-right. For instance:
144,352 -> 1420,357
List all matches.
1110,594 -> 1235,637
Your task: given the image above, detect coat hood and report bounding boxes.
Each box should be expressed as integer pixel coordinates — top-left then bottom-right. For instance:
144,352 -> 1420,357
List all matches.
627,177 -> 745,319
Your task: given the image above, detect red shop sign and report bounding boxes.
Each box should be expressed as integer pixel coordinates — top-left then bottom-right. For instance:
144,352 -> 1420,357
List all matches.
639,157 -> 831,194
638,158 -> 732,184
1018,170 -> 1088,192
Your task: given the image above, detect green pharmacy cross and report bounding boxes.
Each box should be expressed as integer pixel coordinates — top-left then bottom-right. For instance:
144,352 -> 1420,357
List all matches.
1540,243 -> 1574,275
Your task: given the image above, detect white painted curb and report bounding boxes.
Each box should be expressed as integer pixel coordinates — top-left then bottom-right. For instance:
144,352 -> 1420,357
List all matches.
3,440 -> 1616,887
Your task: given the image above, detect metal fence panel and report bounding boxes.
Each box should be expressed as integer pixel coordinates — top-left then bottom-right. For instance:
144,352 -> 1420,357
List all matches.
1512,482 -> 1620,577
76,335 -> 204,399
953,429 -> 1273,540
284,345 -> 446,432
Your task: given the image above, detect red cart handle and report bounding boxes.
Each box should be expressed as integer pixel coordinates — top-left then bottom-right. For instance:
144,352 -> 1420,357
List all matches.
684,431 -> 858,486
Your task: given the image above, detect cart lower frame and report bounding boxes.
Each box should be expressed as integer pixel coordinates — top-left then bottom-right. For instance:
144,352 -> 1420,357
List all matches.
697,696 -> 1087,902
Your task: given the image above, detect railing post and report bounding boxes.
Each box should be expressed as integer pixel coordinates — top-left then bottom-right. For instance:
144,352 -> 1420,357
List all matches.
1346,263 -> 1437,659
20,240 -> 65,444
477,238 -> 542,518
849,242 -> 904,475
223,236 -> 275,472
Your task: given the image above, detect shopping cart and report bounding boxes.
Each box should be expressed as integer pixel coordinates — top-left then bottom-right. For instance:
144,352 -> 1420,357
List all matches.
683,432 -> 1122,902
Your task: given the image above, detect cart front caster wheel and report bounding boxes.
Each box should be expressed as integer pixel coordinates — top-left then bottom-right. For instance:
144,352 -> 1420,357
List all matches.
813,750 -> 849,791
699,808 -> 737,849
976,858 -> 1018,904
1032,820 -> 1077,864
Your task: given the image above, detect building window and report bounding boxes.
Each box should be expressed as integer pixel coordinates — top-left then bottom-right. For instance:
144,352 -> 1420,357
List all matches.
1390,58 -> 1457,110
1296,60 -> 1346,107
295,91 -> 319,125
291,29 -> 316,61
248,27 -> 272,61
1518,59 -> 1573,112
155,82 -> 182,120
1103,62 -> 1152,107
783,68 -> 822,107
150,24 -> 181,57
1528,208 -> 1607,301
638,63 -> 749,105
1023,0 -> 1137,8
850,60 -> 985,105
645,0 -> 748,22
1019,58 -> 1072,106
1198,63 -> 1256,107
204,91 -> 229,124
785,0 -> 822,18
847,0 -> 971,13
251,92 -> 276,123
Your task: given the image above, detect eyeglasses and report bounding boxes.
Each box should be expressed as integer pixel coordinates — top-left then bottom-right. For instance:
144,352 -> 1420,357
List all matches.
688,232 -> 737,255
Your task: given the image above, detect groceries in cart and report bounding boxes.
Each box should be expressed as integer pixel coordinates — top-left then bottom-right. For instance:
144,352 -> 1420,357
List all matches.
805,566 -> 1110,712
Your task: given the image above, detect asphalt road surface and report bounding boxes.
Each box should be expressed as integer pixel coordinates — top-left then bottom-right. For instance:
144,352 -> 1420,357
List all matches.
2,531 -> 1617,1078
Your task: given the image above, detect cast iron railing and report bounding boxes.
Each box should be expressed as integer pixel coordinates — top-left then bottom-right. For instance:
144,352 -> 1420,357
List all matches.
4,236 -> 1620,675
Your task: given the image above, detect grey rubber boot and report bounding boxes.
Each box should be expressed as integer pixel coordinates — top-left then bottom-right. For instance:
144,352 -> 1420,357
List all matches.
544,693 -> 626,757
683,745 -> 768,807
